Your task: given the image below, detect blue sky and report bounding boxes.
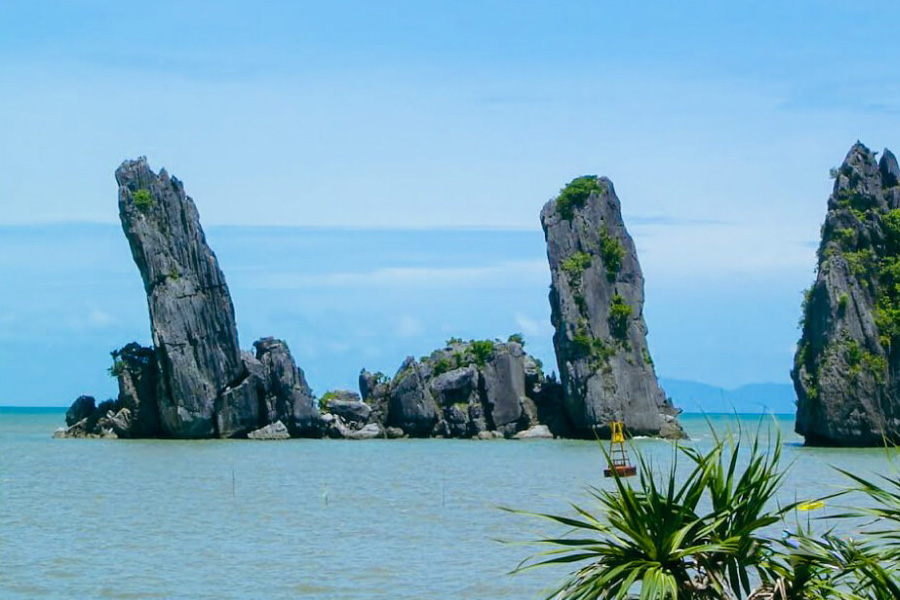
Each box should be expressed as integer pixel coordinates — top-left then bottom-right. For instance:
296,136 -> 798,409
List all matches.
1,1 -> 899,405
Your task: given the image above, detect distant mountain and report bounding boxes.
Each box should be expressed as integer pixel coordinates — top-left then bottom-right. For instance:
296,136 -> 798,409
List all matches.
660,378 -> 796,414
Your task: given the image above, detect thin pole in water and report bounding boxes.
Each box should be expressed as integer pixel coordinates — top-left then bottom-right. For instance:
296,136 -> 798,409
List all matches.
232,467 -> 235,498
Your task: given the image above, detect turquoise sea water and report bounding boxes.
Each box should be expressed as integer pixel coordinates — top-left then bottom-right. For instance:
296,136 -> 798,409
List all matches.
1,410 -> 895,599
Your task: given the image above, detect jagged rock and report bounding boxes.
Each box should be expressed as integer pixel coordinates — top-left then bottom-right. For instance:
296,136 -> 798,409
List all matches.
322,391 -> 371,428
112,343 -> 160,437
475,430 -> 504,440
541,176 -> 683,439
116,157 -> 245,438
247,421 -> 290,440
361,339 -> 566,438
66,396 -> 95,427
793,142 -> 900,446
347,423 -> 383,440
513,424 -> 553,439
387,358 -> 441,437
254,337 -> 320,437
481,344 -> 528,435
384,426 -> 405,439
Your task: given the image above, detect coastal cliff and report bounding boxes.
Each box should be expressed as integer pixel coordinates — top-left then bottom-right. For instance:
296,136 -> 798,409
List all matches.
541,176 -> 682,439
793,143 -> 900,446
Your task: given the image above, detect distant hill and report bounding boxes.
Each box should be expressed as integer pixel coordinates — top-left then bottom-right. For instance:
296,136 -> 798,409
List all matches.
660,378 -> 795,414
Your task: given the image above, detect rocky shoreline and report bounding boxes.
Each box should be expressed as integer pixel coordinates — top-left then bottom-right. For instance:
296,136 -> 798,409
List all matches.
58,157 -> 688,441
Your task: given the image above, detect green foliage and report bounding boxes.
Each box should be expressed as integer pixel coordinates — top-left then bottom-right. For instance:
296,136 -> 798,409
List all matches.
132,189 -> 154,212
598,229 -> 625,280
168,267 -> 180,281
798,287 -> 814,332
432,358 -> 452,376
318,390 -> 339,410
835,187 -> 875,213
838,292 -> 849,313
845,248 -> 876,278
508,426 -> 900,600
507,333 -> 525,346
641,346 -> 654,366
507,426 -> 797,600
607,294 -> 632,340
452,351 -> 465,369
560,251 -> 592,288
445,336 -> 464,346
555,176 -> 607,220
834,227 -> 856,249
108,360 -> 126,378
468,340 -> 495,366
884,209 -> 900,253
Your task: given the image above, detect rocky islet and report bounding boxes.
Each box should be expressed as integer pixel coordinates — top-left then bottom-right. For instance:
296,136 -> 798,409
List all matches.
792,142 -> 900,446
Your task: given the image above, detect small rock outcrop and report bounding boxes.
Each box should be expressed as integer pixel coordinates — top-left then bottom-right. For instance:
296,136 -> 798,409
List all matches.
541,176 -> 682,439
359,338 -> 566,438
793,143 -> 900,446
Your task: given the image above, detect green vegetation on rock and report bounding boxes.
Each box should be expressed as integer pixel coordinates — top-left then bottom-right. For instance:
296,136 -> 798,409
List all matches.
560,251 -> 592,288
608,294 -> 632,340
555,176 -> 607,220
132,189 -> 154,212
598,229 -> 625,280
468,340 -> 495,366
507,333 -> 525,346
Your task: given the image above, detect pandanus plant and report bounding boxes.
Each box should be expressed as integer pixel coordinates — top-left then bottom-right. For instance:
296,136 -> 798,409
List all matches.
507,425 -> 900,600
506,425 -> 797,600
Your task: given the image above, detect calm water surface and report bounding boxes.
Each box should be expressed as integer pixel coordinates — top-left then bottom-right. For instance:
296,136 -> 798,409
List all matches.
1,410 -> 895,599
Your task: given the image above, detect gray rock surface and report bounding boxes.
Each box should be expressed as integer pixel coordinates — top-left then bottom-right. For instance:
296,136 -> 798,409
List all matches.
112,343 -> 160,437
116,157 -> 245,438
513,424 -> 553,439
247,421 -> 291,440
386,358 -> 441,437
253,337 -> 320,437
541,176 -> 683,439
793,142 -> 900,446
360,339 -> 565,438
60,158 -> 320,440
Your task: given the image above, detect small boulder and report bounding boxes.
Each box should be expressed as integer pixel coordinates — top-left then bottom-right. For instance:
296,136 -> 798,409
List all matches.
513,424 -> 553,439
347,423 -> 382,440
247,421 -> 291,440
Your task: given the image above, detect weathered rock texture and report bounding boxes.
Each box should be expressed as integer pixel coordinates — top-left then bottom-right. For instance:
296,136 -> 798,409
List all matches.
60,157 -> 320,440
541,176 -> 682,439
359,339 -> 565,438
116,157 -> 245,437
793,143 -> 900,446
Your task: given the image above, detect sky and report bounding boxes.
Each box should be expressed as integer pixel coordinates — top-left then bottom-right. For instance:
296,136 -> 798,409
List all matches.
1,1 -> 899,405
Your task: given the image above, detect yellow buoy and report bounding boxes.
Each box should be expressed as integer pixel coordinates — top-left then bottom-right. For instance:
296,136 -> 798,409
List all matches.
604,421 -> 636,478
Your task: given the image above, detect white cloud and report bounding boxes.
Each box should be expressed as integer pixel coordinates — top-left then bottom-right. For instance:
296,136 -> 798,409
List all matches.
87,306 -> 116,328
250,259 -> 549,290
393,315 -> 424,338
514,313 -> 553,338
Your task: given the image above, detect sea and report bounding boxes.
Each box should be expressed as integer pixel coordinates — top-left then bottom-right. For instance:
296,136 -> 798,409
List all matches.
1,410 -> 895,600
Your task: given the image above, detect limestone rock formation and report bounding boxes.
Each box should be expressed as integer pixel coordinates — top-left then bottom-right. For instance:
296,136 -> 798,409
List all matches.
793,143 -> 900,446
61,157 -> 320,440
116,157 -> 246,437
541,176 -> 682,439
252,337 -> 319,437
359,338 -> 565,438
